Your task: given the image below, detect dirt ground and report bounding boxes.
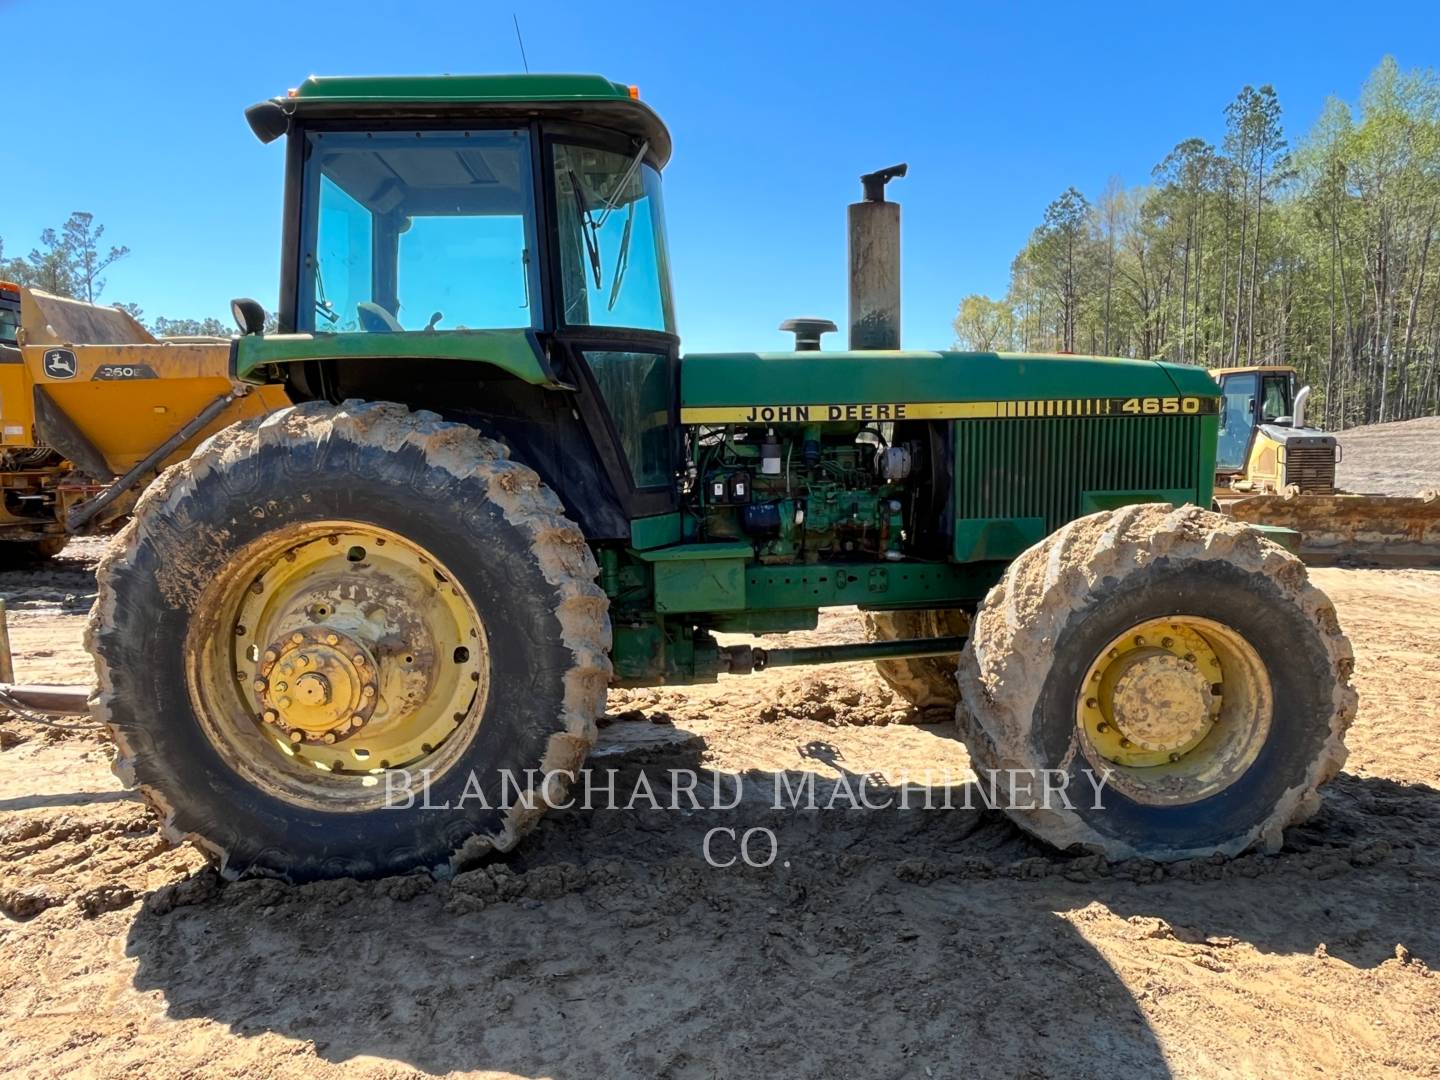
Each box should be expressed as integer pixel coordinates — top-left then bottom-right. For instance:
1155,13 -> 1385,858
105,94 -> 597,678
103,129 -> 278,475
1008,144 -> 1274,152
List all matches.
1,538 -> 1438,1078
1336,415 -> 1440,496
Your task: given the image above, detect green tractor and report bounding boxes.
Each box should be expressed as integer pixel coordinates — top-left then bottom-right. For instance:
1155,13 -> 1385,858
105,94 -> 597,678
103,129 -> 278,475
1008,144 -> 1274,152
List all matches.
88,75 -> 1355,880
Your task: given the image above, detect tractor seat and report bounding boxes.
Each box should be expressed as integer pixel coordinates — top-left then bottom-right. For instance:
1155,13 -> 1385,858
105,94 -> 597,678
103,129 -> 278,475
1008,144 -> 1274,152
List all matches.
357,302 -> 404,333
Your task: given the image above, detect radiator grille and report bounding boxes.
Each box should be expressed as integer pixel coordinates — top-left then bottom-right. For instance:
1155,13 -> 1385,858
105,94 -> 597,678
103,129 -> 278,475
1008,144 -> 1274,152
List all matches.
1285,446 -> 1337,495
954,416 -> 1205,531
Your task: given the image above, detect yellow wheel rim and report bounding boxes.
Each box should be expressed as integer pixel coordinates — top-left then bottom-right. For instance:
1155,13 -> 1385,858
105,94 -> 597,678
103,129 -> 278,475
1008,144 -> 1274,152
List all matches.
1075,616 -> 1272,805
187,522 -> 489,810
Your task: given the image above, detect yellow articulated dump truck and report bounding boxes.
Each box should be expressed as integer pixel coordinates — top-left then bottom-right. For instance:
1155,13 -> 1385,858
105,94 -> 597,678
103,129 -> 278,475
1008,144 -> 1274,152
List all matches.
1211,364 -> 1440,566
0,281 -> 288,561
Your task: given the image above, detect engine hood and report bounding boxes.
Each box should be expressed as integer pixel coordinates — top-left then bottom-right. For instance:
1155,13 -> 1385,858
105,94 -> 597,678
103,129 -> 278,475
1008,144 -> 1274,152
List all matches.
679,350 -> 1219,424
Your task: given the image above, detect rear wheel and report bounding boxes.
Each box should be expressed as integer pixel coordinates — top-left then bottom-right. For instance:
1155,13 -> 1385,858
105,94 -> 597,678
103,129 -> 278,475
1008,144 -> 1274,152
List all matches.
957,504 -> 1355,861
864,608 -> 970,712
87,401 -> 611,881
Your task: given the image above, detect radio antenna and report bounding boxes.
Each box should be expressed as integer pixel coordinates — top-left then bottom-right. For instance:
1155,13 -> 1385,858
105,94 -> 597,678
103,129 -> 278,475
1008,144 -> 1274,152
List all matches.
512,14 -> 530,73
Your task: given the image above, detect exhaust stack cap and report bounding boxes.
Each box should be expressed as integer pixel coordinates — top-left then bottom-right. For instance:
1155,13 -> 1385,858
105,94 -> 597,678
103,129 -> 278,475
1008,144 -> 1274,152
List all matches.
779,318 -> 838,351
860,163 -> 908,203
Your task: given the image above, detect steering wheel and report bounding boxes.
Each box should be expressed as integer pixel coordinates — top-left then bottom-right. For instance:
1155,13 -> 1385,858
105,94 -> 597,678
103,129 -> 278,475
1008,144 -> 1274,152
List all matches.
356,302 -> 404,333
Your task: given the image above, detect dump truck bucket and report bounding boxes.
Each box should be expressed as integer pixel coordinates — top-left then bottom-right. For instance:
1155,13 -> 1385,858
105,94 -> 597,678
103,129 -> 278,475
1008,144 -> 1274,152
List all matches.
1219,491 -> 1440,567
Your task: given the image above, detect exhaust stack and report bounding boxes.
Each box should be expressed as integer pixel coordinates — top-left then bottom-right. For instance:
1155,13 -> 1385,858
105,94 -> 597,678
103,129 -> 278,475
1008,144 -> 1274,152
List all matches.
1292,385 -> 1311,429
848,163 -> 906,350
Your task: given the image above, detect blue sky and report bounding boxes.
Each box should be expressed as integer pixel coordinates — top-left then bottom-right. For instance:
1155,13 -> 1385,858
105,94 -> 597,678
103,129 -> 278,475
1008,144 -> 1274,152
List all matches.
2,0 -> 1436,352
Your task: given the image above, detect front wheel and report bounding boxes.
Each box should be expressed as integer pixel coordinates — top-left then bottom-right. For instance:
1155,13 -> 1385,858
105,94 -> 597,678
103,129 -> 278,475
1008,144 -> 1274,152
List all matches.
957,504 -> 1356,861
87,401 -> 611,881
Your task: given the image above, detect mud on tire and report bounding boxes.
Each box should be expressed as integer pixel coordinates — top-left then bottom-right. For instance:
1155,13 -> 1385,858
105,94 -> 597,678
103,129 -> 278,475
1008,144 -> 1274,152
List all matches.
864,608 -> 970,714
86,401 -> 611,881
957,504 -> 1356,861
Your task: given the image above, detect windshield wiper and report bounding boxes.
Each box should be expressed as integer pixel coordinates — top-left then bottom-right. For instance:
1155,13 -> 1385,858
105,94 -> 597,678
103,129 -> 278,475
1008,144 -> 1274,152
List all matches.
607,199 -> 635,311
594,140 -> 650,229
568,169 -> 604,289
312,262 -> 339,325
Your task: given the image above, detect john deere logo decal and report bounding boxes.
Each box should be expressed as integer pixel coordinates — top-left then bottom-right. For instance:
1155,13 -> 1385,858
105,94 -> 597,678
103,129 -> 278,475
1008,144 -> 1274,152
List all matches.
43,348 -> 77,380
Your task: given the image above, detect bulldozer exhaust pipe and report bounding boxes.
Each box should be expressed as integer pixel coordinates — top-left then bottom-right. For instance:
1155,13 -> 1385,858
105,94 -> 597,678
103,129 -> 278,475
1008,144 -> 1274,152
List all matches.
1292,385 -> 1311,429
848,163 -> 906,350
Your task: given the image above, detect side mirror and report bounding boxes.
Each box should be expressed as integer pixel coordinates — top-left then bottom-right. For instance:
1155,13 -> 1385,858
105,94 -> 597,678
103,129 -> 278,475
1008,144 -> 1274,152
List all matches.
244,101 -> 289,144
230,297 -> 267,336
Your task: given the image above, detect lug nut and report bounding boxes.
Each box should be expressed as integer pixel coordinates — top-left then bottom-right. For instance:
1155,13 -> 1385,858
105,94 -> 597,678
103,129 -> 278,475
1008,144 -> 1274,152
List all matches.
275,681 -> 288,692
362,685 -> 375,699
1161,637 -> 1174,648
253,678 -> 266,692
1096,722 -> 1110,733
1119,738 -> 1133,749
262,710 -> 278,724
352,653 -> 366,666
289,730 -> 303,743
1134,635 -> 1146,646
323,732 -> 337,744
1169,752 -> 1182,762
264,649 -> 277,663
1108,648 -> 1119,659
278,696 -> 293,709
326,634 -> 339,645
1085,697 -> 1098,709
291,633 -> 304,645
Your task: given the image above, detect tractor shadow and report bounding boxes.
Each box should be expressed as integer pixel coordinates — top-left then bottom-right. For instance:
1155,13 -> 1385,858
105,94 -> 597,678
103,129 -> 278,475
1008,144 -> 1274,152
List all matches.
121,729 -> 1440,1078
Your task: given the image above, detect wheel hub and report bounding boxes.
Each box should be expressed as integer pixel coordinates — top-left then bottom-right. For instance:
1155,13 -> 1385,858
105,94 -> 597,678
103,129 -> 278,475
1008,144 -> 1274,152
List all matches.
256,626 -> 378,744
1078,618 -> 1224,768
1109,652 -> 1213,752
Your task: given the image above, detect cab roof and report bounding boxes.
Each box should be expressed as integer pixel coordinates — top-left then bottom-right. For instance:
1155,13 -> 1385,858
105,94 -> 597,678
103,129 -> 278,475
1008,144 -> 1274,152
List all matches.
1209,364 -> 1297,377
247,73 -> 672,166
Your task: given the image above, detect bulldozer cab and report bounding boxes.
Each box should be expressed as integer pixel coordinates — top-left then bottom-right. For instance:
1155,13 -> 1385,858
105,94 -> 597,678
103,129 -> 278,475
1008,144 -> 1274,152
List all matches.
245,75 -> 680,531
1213,366 -> 1297,473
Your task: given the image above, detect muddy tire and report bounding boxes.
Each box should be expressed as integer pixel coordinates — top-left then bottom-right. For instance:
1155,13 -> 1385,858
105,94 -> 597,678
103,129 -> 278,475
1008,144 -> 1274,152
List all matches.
87,401 -> 610,881
864,608 -> 970,712
957,504 -> 1356,861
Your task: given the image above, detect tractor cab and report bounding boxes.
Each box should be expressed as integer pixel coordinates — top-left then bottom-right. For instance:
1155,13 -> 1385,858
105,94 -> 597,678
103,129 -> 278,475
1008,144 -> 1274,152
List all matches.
242,75 -> 680,535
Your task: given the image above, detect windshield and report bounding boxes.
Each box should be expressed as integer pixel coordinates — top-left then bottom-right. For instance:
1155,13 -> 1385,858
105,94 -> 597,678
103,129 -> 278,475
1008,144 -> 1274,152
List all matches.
1260,375 -> 1292,422
299,129 -> 540,332
553,142 -> 674,334
0,301 -> 18,346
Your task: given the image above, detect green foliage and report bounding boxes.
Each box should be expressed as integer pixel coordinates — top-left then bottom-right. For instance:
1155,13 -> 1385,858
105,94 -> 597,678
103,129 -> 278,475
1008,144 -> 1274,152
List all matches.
1,215 -> 244,338
970,57 -> 1440,427
952,293 -> 1015,350
149,315 -> 231,337
0,212 -> 127,300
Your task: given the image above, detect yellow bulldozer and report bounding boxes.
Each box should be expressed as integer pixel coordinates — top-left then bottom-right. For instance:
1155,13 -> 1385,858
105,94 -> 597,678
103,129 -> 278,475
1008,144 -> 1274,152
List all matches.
0,281 -> 288,561
1211,363 -> 1440,565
